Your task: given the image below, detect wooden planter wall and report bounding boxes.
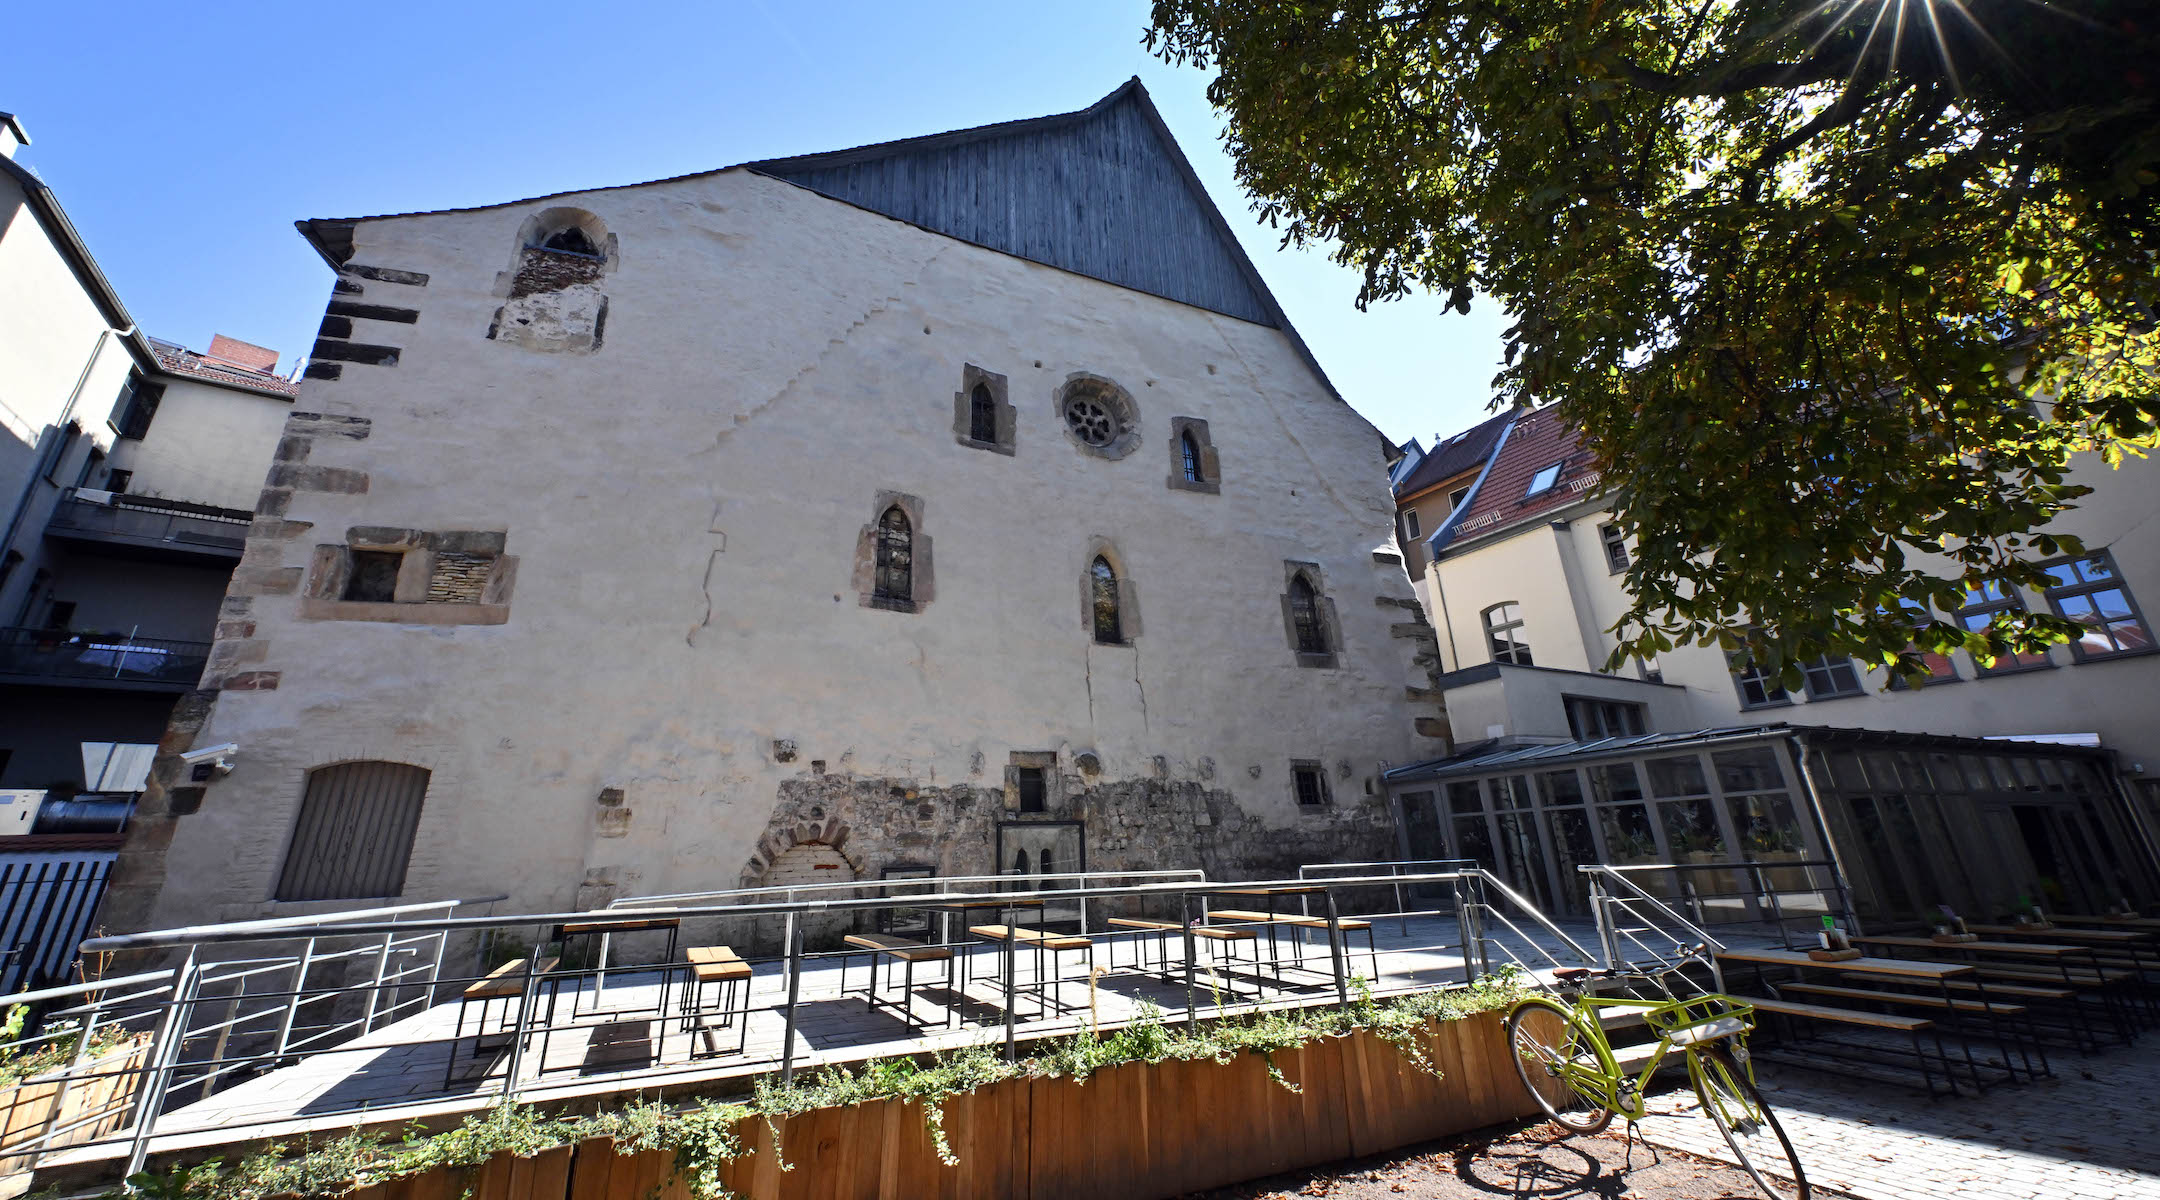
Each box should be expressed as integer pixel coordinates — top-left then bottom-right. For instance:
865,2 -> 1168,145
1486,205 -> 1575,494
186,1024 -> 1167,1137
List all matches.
346,1010 -> 1542,1200
0,1035 -> 152,1170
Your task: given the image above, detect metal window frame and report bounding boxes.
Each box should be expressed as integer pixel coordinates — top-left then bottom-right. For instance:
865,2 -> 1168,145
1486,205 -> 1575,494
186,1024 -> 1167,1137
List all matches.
1289,575 -> 1329,656
871,507 -> 913,608
1598,522 -> 1629,573
1799,654 -> 1865,700
1089,556 -> 1122,644
2040,549 -> 2155,663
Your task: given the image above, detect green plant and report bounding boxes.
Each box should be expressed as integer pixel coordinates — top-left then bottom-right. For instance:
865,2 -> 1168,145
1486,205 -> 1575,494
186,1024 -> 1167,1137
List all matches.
122,975 -> 1530,1200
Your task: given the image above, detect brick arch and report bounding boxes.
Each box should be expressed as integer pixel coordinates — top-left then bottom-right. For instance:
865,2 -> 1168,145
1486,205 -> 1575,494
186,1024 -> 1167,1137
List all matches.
739,817 -> 867,891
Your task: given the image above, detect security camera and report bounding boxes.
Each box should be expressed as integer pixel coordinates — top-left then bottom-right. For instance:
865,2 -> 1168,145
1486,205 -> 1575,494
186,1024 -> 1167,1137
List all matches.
179,743 -> 238,781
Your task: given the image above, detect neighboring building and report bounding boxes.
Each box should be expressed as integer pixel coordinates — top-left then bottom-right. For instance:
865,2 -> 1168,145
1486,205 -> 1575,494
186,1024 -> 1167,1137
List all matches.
1384,402 -> 2160,925
103,80 -> 1445,933
1391,408 -> 1515,621
1,111 -> 296,983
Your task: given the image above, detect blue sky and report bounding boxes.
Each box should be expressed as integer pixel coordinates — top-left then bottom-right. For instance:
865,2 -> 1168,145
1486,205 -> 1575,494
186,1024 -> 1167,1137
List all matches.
8,1 -> 1507,446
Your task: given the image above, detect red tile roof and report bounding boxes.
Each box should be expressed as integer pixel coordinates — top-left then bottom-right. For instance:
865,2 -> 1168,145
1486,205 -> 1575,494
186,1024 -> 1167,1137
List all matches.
1445,405 -> 1605,545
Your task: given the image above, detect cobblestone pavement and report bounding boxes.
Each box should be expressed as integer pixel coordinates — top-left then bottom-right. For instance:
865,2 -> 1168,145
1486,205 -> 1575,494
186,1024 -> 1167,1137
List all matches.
1639,1040 -> 2160,1199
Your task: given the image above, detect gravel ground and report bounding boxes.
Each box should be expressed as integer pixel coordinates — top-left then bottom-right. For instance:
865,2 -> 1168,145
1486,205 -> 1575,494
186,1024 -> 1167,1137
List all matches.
1181,1117 -> 1845,1199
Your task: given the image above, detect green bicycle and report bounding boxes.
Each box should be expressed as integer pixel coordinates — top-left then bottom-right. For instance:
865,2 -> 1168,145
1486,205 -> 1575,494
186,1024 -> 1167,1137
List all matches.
1506,946 -> 1810,1200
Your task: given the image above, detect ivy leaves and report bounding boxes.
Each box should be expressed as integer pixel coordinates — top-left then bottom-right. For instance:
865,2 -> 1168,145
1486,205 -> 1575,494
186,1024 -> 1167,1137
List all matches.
1150,0 -> 2159,680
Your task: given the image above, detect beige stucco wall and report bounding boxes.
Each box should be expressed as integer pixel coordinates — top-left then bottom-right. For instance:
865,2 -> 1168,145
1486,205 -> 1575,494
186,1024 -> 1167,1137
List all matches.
134,168 -> 1438,927
0,173 -> 135,619
1427,453 -> 2160,780
108,374 -> 291,510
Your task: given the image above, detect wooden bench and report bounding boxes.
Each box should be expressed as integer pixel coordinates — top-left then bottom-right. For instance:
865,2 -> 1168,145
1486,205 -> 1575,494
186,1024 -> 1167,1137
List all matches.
1780,981 -> 2026,1017
679,946 -> 754,1057
1107,917 -> 1253,975
445,957 -> 558,1087
840,933 -> 957,1030
463,956 -> 559,1000
1742,995 -> 1961,1094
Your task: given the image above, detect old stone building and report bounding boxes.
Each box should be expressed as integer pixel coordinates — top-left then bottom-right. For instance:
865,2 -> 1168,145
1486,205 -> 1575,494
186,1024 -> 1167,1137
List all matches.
103,80 -> 1444,931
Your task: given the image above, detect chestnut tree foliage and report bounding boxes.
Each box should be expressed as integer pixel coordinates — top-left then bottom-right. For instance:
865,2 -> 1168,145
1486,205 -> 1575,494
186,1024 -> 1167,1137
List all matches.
1148,0 -> 2159,683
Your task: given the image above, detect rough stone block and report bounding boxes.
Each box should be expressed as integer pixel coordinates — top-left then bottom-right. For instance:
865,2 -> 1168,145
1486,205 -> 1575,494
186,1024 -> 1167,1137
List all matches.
344,263 -> 430,286
215,620 -> 257,640
209,640 -> 269,669
429,529 -> 508,556
287,412 -> 373,439
229,566 -> 303,596
220,596 -> 254,617
219,671 -> 282,691
268,464 -> 369,494
275,436 -> 312,463
255,489 -> 292,517
302,362 -> 343,381
309,340 -> 400,367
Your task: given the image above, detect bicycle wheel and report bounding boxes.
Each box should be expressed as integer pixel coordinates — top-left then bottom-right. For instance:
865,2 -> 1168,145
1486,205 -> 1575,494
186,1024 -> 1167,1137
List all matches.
1694,1044 -> 1809,1199
1506,997 -> 1613,1134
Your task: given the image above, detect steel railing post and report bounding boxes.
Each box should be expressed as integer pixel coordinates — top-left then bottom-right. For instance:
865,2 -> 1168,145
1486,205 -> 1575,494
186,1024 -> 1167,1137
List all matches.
362,929 -> 394,1034
1181,892 -> 1199,1026
1393,865 -> 1408,938
778,912 -> 803,1084
272,937 -> 317,1060
1322,889 -> 1351,1008
123,946 -> 199,1180
498,949 -> 541,1103
1452,877 -> 1476,985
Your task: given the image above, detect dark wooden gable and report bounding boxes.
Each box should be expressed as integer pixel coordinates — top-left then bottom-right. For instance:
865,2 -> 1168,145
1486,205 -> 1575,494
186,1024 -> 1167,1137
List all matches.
747,79 -> 1277,327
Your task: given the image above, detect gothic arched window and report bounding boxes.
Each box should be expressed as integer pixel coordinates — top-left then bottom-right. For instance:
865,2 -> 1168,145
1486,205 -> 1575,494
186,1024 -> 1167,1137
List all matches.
1091,557 -> 1122,644
872,507 -> 913,609
969,383 -> 997,444
1290,575 -> 1328,656
1180,429 -> 1204,483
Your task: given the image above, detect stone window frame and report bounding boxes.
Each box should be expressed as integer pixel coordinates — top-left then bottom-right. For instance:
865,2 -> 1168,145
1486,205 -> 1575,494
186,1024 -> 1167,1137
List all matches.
1166,416 -> 1221,494
1280,561 -> 1341,668
1079,537 -> 1142,645
852,491 -> 934,615
1004,750 -> 1063,815
301,528 -> 516,625
1290,759 -> 1334,809
1055,373 -> 1142,461
953,364 -> 1016,455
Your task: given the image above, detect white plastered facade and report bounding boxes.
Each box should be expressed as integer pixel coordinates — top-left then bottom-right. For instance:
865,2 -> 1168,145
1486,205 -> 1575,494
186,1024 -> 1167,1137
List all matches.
133,167 -> 1440,927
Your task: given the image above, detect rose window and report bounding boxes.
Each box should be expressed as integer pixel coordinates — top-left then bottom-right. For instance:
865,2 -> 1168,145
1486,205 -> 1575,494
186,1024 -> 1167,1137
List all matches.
1064,396 -> 1116,446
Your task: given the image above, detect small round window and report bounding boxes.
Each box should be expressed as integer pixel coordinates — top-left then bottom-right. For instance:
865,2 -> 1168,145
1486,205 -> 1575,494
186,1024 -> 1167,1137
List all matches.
1065,394 -> 1117,446
1056,376 -> 1139,459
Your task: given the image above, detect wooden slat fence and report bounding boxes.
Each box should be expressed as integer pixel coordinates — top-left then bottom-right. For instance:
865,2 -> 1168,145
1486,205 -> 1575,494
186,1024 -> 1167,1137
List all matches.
344,1010 -> 1548,1200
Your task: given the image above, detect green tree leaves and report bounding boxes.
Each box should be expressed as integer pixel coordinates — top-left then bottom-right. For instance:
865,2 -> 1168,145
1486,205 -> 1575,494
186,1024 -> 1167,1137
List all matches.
1150,0 -> 2158,679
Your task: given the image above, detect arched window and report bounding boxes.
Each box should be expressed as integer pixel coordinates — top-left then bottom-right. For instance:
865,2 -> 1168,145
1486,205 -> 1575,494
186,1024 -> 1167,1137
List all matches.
541,226 -> 599,256
1289,575 -> 1328,655
1484,602 -> 1532,665
969,383 -> 998,444
1179,429 -> 1204,483
1013,849 -> 1030,877
1091,557 -> 1122,644
872,507 -> 913,608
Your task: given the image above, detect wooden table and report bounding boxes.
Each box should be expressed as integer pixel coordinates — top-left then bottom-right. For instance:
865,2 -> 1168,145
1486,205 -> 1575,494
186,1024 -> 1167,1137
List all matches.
1857,934 -> 2139,1044
2046,914 -> 2160,930
1966,923 -> 2154,945
1855,935 -> 2083,958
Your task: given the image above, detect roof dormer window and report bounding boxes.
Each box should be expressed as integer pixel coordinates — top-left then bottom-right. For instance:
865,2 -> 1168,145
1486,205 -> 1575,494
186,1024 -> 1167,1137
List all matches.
1526,462 -> 1563,496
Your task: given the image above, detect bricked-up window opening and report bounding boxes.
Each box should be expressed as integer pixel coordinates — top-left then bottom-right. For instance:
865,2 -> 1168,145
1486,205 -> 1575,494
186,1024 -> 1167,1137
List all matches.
1483,602 -> 1532,665
1015,766 -> 1046,813
274,761 -> 429,901
2042,551 -> 2153,661
343,551 -> 403,603
969,383 -> 997,444
1288,576 -> 1328,656
1013,849 -> 1030,877
871,507 -> 913,610
1091,557 -> 1122,643
1293,763 -> 1331,808
1600,523 -> 1630,573
540,226 -> 600,257
1180,430 -> 1204,483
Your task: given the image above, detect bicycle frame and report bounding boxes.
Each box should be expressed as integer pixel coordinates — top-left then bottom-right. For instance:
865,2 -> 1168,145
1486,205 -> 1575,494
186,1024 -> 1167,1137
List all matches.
1532,984 -> 1760,1122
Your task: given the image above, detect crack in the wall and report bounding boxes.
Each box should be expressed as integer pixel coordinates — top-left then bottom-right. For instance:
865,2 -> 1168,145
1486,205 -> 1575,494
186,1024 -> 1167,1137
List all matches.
687,548 -> 723,647
1132,643 -> 1149,735
694,250 -> 945,455
1207,317 -> 1366,523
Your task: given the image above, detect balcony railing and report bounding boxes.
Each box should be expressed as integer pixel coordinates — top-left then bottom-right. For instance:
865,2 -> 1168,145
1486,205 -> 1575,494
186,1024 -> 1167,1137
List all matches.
45,490 -> 250,559
0,628 -> 210,690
